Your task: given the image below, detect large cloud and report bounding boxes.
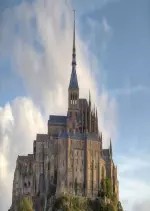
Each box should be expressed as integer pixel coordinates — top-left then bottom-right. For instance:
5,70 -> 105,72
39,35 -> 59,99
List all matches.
0,98 -> 46,209
0,0 -> 117,210
117,151 -> 150,211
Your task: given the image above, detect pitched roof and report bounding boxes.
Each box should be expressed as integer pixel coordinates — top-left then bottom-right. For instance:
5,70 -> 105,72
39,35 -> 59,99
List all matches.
69,69 -> 79,89
79,98 -> 88,107
58,132 -> 100,141
102,149 -> 110,157
49,115 -> 67,125
36,134 -> 48,141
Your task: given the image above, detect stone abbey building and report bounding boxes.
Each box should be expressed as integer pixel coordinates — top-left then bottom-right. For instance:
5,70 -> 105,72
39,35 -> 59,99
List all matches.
11,13 -> 119,210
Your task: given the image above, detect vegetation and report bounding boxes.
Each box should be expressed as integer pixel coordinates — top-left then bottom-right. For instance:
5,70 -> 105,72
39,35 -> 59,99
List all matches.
98,179 -> 113,199
19,196 -> 33,211
51,179 -> 124,211
18,178 -> 124,211
51,194 -> 123,211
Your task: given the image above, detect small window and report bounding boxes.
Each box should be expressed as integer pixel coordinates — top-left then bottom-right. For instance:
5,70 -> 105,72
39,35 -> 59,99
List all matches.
28,181 -> 30,186
24,182 -> 27,188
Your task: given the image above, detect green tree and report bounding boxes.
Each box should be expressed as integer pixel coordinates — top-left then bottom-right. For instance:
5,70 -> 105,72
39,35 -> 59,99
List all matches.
105,203 -> 115,211
88,198 -> 106,211
52,195 -> 70,211
19,196 -> 33,211
100,179 -> 107,198
105,179 -> 112,199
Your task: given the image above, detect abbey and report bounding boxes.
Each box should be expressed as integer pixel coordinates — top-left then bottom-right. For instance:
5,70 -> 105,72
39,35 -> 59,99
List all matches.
11,13 -> 119,210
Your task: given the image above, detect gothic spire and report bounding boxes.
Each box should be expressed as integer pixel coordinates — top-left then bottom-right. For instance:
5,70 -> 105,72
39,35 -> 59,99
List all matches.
72,10 -> 76,67
69,10 -> 79,89
109,138 -> 112,158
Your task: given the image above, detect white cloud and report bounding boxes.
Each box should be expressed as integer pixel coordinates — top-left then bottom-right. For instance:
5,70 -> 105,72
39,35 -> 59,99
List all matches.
0,0 -> 117,210
133,200 -> 150,211
0,97 -> 46,209
109,85 -> 150,96
117,152 -> 150,211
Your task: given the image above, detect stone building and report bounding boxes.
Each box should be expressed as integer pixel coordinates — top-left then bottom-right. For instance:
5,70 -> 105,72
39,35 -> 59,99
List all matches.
10,13 -> 119,210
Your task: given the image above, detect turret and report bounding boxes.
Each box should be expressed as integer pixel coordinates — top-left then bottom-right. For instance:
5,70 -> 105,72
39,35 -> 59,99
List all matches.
88,91 -> 91,132
96,108 -> 98,133
109,139 -> 112,159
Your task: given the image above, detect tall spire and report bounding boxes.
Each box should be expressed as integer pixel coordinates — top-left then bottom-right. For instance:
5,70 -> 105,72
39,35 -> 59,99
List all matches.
72,10 -> 76,67
69,10 -> 79,89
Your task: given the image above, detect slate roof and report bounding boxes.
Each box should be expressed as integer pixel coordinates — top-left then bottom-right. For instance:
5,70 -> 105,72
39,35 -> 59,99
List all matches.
102,149 -> 110,157
49,115 -> 67,125
69,69 -> 79,89
18,156 -> 28,160
57,132 -> 100,141
87,133 -> 99,140
58,132 -> 84,140
79,98 -> 88,107
36,134 -> 48,141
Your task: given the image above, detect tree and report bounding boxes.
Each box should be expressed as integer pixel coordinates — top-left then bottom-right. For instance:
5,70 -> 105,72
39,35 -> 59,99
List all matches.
105,179 -> 112,199
88,198 -> 106,211
52,195 -> 70,211
105,203 -> 115,211
117,201 -> 124,211
19,196 -> 33,211
100,179 -> 107,198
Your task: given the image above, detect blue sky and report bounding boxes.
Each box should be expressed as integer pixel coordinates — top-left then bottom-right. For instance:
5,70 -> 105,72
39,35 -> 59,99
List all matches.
0,0 -> 150,210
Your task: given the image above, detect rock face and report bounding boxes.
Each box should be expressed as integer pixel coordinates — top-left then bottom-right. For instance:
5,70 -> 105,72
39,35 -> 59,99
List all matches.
10,13 -> 119,211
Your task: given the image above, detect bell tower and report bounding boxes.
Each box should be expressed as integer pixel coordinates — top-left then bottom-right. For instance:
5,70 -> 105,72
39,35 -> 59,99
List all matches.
67,10 -> 79,132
